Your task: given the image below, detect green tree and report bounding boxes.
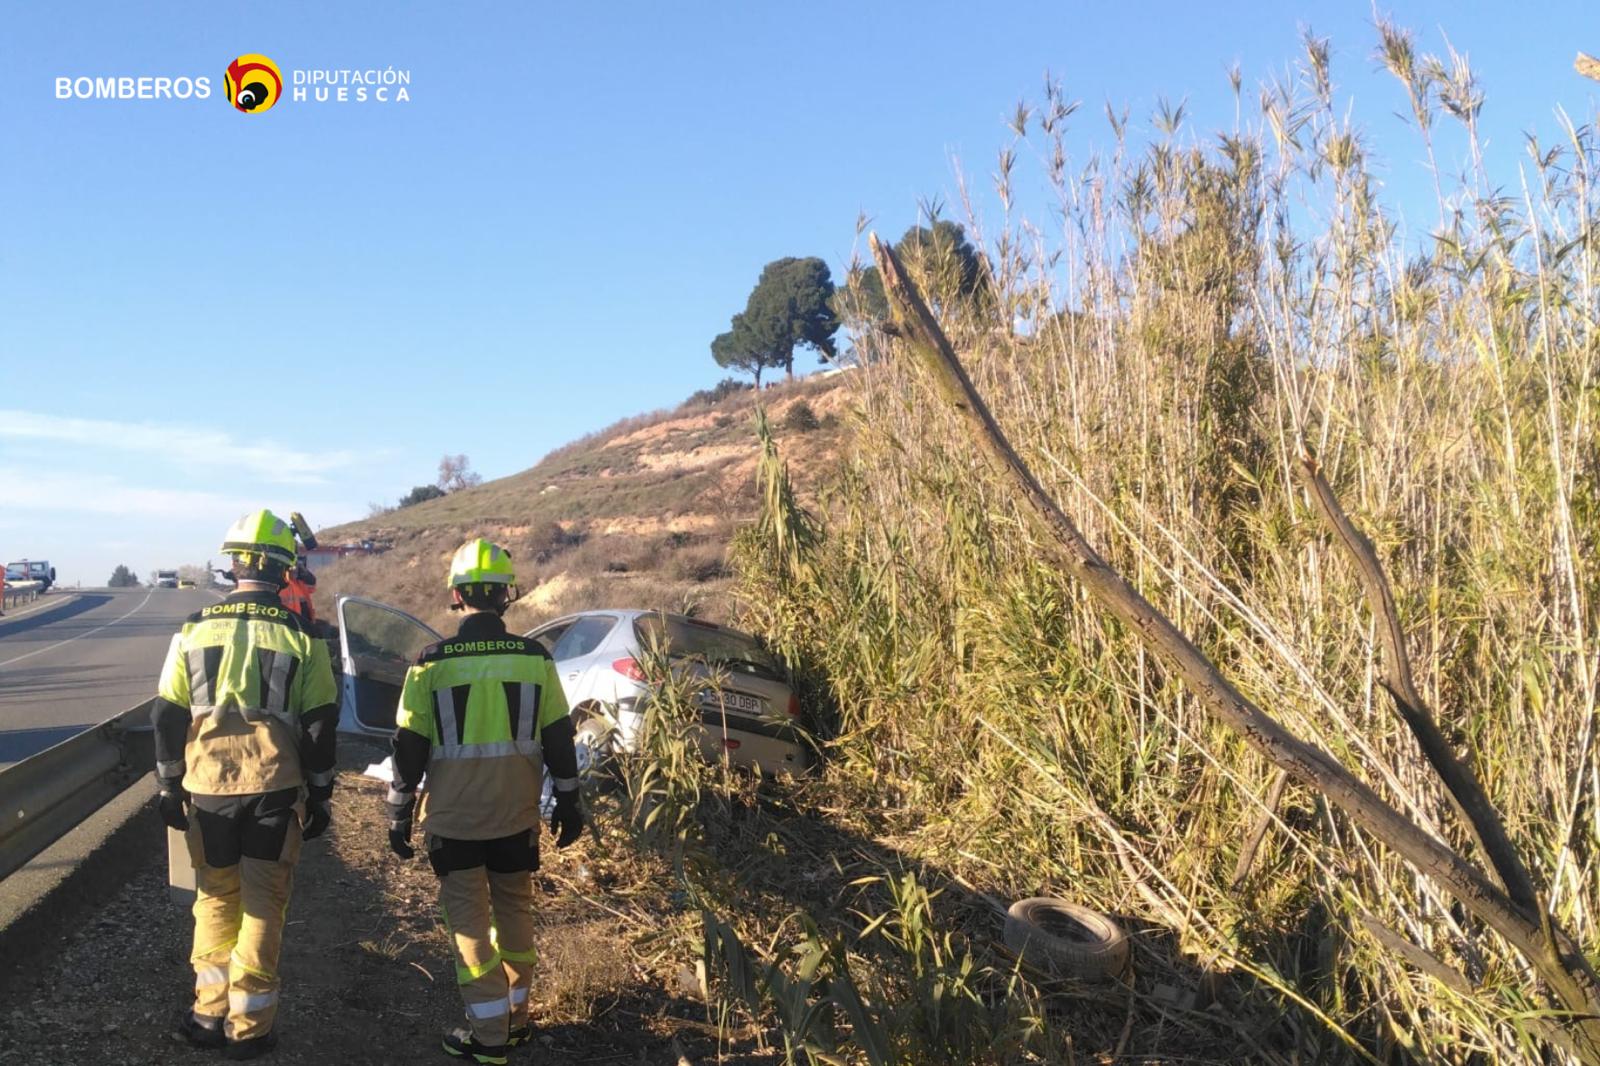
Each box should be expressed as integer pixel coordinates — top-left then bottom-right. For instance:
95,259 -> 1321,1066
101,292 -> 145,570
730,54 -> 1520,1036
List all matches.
830,263 -> 889,329
831,222 -> 985,329
712,256 -> 840,384
711,313 -> 780,386
398,484 -> 447,508
108,564 -> 139,587
895,220 -> 985,303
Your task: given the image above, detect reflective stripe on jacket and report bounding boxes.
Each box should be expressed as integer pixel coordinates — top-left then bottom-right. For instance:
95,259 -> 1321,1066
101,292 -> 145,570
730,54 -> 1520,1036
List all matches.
155,592 -> 338,796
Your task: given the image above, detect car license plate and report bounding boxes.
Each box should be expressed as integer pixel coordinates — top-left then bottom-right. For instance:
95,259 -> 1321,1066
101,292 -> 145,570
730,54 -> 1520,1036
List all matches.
703,690 -> 763,715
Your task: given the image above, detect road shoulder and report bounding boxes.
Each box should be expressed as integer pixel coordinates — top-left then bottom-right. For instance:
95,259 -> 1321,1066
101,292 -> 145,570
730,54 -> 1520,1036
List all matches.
0,741 -> 774,1065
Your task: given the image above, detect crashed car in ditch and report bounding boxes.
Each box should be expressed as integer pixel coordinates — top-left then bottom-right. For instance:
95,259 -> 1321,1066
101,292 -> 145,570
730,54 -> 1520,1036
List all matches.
333,597 -> 811,776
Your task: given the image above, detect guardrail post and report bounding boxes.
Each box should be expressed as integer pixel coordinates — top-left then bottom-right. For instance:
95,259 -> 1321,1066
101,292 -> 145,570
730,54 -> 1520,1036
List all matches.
167,828 -> 196,905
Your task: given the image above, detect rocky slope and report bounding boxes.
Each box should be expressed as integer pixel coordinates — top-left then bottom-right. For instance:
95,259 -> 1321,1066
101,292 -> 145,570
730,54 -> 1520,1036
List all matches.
311,374 -> 851,635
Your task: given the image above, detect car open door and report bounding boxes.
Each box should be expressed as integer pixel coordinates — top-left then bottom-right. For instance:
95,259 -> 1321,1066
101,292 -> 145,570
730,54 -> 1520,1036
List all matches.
336,595 -> 442,736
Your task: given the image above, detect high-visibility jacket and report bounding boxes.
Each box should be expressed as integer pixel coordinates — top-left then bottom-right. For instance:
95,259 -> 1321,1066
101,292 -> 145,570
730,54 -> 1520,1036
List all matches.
392,612 -> 576,841
280,568 -> 316,626
152,590 -> 339,798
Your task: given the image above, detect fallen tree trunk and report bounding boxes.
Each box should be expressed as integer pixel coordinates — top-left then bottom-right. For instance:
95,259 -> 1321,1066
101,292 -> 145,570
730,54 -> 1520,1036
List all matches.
868,232 -> 1600,1059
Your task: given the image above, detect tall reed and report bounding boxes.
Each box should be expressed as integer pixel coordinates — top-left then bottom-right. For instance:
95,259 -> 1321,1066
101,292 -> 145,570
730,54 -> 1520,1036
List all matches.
735,24 -> 1600,1063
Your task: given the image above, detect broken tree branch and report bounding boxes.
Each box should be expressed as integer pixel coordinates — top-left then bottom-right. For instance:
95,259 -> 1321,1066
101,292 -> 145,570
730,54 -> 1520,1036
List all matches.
869,232 -> 1600,1059
1294,450 -> 1541,917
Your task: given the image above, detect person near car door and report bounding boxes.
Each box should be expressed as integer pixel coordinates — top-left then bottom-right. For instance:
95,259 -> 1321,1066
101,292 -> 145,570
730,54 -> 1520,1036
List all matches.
150,509 -> 339,1060
387,537 -> 584,1065
278,512 -> 319,627
279,562 -> 316,627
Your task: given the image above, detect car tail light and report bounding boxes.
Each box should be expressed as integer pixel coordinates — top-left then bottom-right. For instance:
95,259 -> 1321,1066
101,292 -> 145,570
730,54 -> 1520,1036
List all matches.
786,694 -> 802,719
612,657 -> 647,682
722,738 -> 741,750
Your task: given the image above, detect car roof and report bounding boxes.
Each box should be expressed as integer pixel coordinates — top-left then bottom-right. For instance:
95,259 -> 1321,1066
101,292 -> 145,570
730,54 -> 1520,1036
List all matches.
525,608 -> 743,636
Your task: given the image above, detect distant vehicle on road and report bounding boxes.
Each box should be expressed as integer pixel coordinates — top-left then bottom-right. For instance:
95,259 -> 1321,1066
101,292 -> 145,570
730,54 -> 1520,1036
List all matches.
6,560 -> 56,591
333,599 -> 810,776
155,569 -> 179,588
177,578 -> 196,589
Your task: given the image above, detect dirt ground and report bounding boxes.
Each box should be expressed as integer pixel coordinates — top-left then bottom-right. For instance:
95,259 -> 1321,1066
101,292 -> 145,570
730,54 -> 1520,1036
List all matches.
0,738 -> 775,1066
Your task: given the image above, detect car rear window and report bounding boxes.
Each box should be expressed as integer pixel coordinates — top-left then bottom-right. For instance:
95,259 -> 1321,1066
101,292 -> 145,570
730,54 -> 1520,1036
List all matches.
549,616 -> 616,660
632,615 -> 783,680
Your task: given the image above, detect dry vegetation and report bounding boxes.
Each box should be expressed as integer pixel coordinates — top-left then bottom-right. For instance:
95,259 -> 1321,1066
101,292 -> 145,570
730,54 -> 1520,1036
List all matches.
693,25 -> 1600,1066
311,376 -> 849,634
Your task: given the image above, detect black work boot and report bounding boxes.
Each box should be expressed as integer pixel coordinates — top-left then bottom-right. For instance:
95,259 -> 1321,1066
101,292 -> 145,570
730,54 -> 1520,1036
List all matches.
176,1010 -> 226,1050
442,1026 -> 507,1064
224,1030 -> 278,1060
506,1023 -> 533,1047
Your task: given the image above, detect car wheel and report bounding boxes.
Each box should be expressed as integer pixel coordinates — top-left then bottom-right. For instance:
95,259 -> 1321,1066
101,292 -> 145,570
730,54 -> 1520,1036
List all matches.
1002,897 -> 1130,981
573,705 -> 618,779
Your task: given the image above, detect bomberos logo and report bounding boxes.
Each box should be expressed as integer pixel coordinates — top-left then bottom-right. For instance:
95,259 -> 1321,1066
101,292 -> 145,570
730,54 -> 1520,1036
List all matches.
225,54 -> 283,114
53,53 -> 411,108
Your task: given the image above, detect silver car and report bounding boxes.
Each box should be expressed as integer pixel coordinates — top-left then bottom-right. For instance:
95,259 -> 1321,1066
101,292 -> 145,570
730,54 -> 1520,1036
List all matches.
332,597 -> 810,775
525,609 -> 810,775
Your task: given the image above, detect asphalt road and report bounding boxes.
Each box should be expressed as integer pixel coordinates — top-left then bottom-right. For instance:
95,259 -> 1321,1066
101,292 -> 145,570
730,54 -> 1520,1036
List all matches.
0,587 -> 216,768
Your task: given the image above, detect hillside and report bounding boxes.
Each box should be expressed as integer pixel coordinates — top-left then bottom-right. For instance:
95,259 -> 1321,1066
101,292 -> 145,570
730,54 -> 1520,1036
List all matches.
310,373 -> 851,634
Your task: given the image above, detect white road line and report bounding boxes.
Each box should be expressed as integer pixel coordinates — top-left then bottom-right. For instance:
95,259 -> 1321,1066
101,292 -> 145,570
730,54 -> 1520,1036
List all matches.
0,593 -> 74,624
0,589 -> 157,669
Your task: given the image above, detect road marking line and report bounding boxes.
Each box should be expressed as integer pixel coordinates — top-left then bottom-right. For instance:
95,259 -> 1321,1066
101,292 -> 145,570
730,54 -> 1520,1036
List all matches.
0,594 -> 74,624
0,589 -> 156,669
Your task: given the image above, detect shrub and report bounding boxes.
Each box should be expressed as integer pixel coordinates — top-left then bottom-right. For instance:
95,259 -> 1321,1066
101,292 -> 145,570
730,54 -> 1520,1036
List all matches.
397,484 -> 446,508
781,399 -> 820,432
685,377 -> 754,408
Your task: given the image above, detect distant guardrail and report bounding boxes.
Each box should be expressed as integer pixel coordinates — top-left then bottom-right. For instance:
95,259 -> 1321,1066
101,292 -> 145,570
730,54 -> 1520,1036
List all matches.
2,580 -> 44,609
0,701 -> 154,882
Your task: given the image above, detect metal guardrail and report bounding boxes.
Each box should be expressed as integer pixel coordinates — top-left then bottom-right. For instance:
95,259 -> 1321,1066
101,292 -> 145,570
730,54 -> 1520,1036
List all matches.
2,580 -> 44,609
0,701 -> 154,881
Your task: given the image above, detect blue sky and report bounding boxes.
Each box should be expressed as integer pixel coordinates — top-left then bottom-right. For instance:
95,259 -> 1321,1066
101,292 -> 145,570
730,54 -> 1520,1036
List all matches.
1,1 -> 1595,585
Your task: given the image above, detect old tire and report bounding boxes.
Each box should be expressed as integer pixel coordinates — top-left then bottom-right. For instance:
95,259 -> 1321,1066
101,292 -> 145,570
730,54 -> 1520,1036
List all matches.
1003,897 -> 1129,981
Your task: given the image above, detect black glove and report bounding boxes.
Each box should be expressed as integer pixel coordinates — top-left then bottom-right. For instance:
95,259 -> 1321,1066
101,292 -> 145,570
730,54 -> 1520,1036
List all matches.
387,827 -> 415,859
157,783 -> 189,831
386,787 -> 416,859
301,798 -> 331,840
550,789 -> 583,848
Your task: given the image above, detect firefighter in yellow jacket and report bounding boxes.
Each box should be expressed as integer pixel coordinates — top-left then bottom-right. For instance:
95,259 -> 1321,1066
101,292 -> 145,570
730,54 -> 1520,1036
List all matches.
152,510 -> 338,1060
387,538 -> 583,1064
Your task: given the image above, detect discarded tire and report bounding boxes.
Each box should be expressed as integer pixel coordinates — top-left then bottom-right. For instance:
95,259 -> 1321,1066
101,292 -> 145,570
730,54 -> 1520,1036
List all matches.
1003,897 -> 1130,981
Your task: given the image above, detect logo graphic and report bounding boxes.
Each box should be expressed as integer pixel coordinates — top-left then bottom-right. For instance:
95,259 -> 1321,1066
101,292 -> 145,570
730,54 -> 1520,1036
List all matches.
224,54 -> 282,113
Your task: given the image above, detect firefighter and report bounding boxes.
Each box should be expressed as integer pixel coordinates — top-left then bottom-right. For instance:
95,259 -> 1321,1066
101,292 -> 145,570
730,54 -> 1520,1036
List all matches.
387,538 -> 583,1064
278,512 -> 318,627
279,561 -> 316,626
151,510 -> 338,1059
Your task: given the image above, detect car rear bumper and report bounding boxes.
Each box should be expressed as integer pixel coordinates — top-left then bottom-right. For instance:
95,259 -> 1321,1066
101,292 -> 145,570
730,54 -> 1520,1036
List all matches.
696,708 -> 811,773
